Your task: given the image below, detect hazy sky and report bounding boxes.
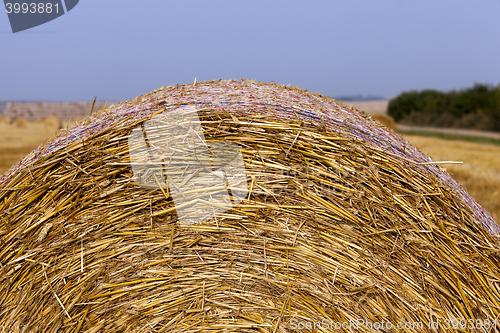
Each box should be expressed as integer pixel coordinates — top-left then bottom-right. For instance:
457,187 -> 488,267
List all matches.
1,0 -> 500,102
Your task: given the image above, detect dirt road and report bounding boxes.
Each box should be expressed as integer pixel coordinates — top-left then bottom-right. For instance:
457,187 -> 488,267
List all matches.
398,124 -> 500,140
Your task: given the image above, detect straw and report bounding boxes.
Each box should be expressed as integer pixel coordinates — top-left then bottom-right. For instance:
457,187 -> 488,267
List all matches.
1,80 -> 500,332
1,80 -> 496,236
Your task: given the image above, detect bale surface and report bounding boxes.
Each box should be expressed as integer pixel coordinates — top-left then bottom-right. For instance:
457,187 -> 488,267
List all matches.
43,115 -> 62,131
1,80 -> 500,332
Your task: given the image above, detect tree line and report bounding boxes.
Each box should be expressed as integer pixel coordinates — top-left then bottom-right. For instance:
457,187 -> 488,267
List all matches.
388,84 -> 500,132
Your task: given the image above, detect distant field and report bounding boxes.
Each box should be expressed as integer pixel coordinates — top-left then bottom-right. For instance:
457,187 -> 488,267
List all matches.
403,135 -> 500,223
0,120 -> 75,175
0,123 -> 52,174
0,120 -> 497,224
340,100 -> 389,114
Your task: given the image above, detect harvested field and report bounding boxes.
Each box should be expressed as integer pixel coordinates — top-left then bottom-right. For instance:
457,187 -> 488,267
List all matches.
341,100 -> 389,114
0,120 -> 81,174
0,116 -> 11,125
1,81 -> 500,332
403,135 -> 500,223
0,122 -> 58,174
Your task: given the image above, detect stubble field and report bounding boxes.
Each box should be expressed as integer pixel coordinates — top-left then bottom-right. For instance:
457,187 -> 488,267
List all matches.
401,135 -> 500,222
0,121 -> 498,223
0,122 -> 57,174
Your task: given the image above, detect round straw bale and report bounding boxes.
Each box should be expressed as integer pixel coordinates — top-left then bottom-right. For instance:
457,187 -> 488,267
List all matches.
0,80 -> 499,332
13,116 -> 27,128
370,112 -> 397,131
43,115 -> 61,131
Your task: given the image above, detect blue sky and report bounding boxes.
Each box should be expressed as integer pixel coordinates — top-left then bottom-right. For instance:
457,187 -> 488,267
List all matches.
1,0 -> 500,102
